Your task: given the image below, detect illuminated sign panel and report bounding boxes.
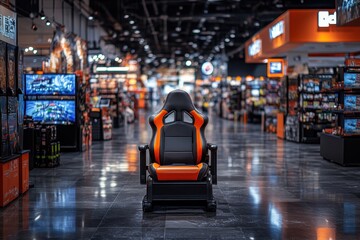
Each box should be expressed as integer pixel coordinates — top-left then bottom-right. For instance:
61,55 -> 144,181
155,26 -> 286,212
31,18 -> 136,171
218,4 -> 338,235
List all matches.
248,39 -> 262,56
0,5 -> 16,45
269,21 -> 284,39
201,62 -> 214,75
318,11 -> 337,27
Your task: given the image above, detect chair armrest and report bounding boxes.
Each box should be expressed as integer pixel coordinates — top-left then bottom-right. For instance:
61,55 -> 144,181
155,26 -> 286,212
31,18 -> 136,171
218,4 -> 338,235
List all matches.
207,143 -> 217,184
138,144 -> 149,184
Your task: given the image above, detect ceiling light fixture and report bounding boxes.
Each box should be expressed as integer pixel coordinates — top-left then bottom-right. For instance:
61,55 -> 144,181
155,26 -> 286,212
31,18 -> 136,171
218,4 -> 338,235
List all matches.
124,14 -> 129,19
33,50 -> 38,54
185,60 -> 192,66
134,30 -> 140,34
29,46 -> 34,51
31,22 -> 37,31
193,29 -> 201,34
24,48 -> 29,52
46,20 -> 51,26
129,20 -> 135,24
230,34 -> 236,38
88,15 -> 94,21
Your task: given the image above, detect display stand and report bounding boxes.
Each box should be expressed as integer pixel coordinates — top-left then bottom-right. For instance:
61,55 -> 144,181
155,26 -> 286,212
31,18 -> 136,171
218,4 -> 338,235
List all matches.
0,155 -> 20,207
18,150 -> 30,194
320,67 -> 360,165
320,133 -> 360,166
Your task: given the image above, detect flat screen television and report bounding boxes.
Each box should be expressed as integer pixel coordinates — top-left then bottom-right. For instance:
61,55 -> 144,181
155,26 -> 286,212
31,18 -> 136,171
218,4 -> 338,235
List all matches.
344,95 -> 360,111
344,73 -> 360,88
25,74 -> 76,96
269,62 -> 282,74
25,100 -> 76,124
344,118 -> 360,135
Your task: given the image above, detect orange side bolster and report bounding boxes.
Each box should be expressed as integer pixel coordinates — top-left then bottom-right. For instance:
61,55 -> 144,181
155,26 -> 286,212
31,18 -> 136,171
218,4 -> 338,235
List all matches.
190,110 -> 205,164
153,110 -> 168,164
153,163 -> 203,181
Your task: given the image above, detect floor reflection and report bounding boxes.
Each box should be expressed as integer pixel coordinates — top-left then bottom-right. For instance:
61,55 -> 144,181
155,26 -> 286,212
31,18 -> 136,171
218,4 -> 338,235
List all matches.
1,110 -> 360,239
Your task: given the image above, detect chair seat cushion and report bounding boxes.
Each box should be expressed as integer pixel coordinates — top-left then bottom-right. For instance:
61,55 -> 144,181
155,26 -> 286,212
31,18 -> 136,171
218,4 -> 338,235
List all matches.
148,162 -> 208,181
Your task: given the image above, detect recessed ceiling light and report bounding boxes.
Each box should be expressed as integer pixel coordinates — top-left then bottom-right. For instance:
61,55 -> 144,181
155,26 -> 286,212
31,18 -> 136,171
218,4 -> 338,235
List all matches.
134,30 -> 140,34
88,16 -> 94,21
225,38 -> 230,42
176,27 -> 181,32
230,34 -> 235,38
129,20 -> 135,24
254,21 -> 260,27
192,29 -> 200,34
124,14 -> 129,19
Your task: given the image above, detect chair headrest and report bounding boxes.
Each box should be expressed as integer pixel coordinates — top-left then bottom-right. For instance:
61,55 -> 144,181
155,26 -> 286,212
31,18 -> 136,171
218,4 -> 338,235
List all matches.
163,90 -> 195,113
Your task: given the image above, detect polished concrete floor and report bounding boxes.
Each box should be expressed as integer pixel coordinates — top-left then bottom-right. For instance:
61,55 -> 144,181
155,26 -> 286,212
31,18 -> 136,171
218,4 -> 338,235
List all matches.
2,109 -> 360,239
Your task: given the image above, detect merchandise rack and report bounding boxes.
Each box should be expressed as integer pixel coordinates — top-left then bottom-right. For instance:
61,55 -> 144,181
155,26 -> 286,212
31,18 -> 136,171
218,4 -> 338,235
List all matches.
264,79 -> 280,133
320,67 -> 360,165
284,75 -> 338,143
245,79 -> 266,123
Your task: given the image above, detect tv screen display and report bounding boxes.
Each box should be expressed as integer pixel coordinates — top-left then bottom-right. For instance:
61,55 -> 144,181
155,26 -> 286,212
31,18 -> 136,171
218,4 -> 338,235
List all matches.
269,62 -> 283,74
337,0 -> 360,25
25,100 -> 76,124
344,73 -> 360,88
344,119 -> 360,135
344,95 -> 360,111
25,74 -> 76,95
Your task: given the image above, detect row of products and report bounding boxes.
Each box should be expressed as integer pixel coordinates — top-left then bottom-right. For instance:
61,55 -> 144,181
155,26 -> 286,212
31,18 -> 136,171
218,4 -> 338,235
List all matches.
33,125 -> 60,168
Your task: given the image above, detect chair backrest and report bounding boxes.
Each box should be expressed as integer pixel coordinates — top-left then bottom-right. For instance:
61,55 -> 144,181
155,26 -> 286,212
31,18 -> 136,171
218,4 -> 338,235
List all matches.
149,90 -> 208,165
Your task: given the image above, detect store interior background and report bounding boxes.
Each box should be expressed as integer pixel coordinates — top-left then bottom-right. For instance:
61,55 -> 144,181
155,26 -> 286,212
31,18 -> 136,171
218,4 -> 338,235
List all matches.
2,0 -> 360,238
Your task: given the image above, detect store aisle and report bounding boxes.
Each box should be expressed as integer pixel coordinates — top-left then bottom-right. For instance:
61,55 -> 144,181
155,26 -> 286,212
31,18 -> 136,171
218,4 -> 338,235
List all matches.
2,110 -> 360,239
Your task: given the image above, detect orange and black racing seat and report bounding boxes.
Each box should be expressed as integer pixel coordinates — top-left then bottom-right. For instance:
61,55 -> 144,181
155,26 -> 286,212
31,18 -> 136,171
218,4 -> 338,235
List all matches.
139,89 -> 217,212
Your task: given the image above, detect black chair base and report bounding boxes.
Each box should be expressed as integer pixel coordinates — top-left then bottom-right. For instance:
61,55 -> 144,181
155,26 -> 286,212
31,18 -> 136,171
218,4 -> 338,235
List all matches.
143,175 -> 217,212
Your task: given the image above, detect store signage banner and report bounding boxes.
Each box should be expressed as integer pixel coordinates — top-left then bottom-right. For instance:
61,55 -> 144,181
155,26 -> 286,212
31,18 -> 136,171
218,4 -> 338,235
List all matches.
0,5 -> 16,45
269,21 -> 284,39
248,39 -> 262,56
318,11 -> 337,27
201,62 -> 214,75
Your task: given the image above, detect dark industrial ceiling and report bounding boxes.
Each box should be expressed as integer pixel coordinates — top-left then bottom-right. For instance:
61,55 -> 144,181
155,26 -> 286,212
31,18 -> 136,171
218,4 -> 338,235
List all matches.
90,0 -> 335,66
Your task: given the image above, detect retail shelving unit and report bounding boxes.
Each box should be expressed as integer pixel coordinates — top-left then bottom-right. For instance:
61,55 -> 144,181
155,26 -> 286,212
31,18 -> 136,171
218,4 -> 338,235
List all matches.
321,67 -> 360,165
284,75 -> 338,143
264,79 -> 280,133
285,77 -> 300,142
298,74 -> 338,143
90,74 -> 125,128
246,79 -> 266,123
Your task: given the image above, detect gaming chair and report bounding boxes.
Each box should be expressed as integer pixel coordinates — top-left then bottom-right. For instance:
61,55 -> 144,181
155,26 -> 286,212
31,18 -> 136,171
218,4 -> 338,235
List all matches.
139,89 -> 217,212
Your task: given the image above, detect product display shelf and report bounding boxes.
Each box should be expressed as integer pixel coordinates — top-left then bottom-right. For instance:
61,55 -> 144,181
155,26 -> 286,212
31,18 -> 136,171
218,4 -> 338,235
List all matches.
90,75 -> 124,128
320,67 -> 360,166
264,79 -> 280,133
246,79 -> 266,123
285,77 -> 300,142
284,75 -> 338,143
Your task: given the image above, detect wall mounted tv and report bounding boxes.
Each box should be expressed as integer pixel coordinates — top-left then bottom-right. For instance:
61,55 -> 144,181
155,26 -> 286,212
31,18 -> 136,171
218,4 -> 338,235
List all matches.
344,95 -> 360,111
25,100 -> 76,124
344,72 -> 360,88
344,118 -> 360,135
25,74 -> 76,96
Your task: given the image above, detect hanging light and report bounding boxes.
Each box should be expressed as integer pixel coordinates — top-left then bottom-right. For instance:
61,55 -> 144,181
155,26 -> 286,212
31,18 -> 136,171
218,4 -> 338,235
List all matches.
46,20 -> 51,26
31,22 -> 37,31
